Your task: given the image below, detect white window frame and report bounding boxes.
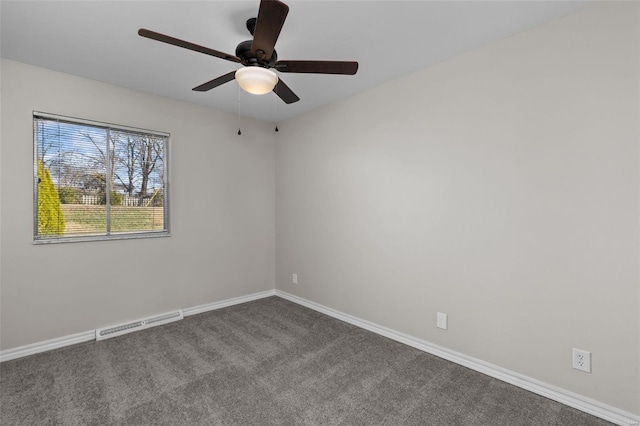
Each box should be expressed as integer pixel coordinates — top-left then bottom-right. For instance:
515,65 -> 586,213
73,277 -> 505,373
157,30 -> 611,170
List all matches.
33,111 -> 171,244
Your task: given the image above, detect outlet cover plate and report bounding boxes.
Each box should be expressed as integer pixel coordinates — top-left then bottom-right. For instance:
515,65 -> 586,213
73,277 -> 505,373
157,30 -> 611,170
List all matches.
437,312 -> 448,330
572,348 -> 591,373
292,274 -> 298,284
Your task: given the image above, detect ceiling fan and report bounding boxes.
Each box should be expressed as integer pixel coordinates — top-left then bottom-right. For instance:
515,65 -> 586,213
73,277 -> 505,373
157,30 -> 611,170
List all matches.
138,0 -> 359,104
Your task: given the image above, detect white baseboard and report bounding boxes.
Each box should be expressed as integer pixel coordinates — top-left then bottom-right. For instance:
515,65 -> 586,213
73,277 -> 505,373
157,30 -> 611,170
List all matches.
182,289 -> 276,317
275,290 -> 639,426
0,289 -> 276,363
0,330 -> 95,363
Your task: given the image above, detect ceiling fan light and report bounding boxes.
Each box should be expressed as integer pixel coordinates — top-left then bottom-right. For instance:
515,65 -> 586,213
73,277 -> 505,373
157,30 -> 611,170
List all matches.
235,67 -> 278,95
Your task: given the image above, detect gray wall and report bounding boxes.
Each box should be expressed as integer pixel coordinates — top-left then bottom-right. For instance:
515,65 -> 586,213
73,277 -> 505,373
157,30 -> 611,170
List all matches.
0,59 -> 276,350
276,2 -> 639,414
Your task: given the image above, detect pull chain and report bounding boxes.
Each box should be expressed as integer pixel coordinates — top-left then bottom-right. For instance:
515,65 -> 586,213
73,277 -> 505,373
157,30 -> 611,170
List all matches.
274,83 -> 279,132
237,84 -> 242,135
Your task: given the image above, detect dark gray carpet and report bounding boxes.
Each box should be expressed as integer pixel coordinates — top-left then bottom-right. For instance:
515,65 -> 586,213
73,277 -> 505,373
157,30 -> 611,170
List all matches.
1,297 -> 612,425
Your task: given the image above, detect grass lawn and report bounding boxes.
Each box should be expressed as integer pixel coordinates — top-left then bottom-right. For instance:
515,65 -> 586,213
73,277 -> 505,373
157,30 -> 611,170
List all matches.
61,204 -> 164,235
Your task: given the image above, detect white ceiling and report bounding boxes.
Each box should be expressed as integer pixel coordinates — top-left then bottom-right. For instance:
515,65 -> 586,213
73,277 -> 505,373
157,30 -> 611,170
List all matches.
1,1 -> 590,123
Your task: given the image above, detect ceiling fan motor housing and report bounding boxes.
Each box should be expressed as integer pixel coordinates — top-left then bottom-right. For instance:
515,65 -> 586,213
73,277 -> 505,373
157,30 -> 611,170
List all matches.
236,39 -> 277,67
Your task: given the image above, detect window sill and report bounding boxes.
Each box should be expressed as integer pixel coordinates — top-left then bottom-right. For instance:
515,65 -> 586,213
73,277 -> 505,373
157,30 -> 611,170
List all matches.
33,231 -> 171,245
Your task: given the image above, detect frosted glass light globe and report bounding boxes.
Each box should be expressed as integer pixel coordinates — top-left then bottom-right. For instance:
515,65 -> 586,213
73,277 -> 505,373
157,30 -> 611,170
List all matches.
235,67 -> 278,95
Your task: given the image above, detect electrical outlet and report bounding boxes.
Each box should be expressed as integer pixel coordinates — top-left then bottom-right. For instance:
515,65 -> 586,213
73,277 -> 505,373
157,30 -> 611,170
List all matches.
437,312 -> 448,330
572,348 -> 591,373
292,274 -> 298,284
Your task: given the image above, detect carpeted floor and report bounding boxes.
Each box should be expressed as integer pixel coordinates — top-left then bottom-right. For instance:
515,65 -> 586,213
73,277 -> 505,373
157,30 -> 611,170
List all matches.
1,297 -> 612,425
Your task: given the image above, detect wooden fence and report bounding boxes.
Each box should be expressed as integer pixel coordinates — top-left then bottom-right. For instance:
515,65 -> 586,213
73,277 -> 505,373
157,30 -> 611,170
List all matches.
81,195 -> 155,206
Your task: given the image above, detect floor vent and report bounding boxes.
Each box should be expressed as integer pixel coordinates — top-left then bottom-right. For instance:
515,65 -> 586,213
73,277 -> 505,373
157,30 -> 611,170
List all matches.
95,310 -> 183,341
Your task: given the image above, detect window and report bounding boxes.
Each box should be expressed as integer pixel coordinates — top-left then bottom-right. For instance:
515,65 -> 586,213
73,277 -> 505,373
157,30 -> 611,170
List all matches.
33,112 -> 170,243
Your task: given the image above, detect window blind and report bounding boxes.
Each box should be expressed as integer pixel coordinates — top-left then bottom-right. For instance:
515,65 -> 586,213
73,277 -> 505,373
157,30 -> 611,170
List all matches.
33,112 -> 170,243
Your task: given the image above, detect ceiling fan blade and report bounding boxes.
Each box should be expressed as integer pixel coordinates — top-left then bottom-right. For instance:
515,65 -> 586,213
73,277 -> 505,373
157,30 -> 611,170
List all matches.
192,71 -> 237,92
275,60 -> 358,75
273,78 -> 300,104
250,0 -> 289,61
138,29 -> 241,63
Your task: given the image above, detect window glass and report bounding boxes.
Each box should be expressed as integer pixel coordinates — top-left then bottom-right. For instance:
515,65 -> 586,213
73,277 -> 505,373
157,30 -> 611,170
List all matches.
34,113 -> 170,243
